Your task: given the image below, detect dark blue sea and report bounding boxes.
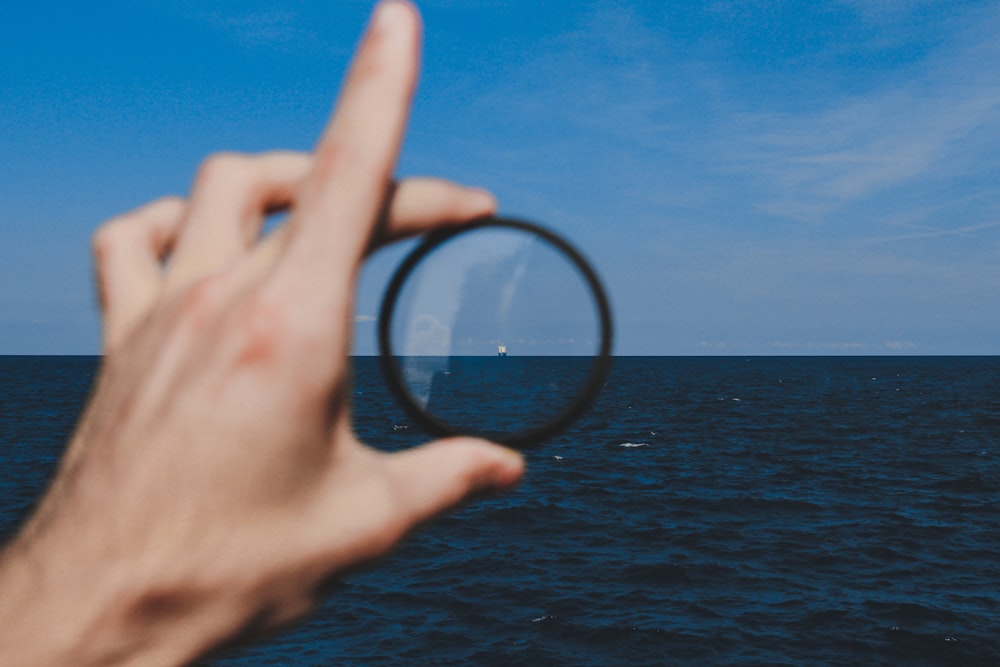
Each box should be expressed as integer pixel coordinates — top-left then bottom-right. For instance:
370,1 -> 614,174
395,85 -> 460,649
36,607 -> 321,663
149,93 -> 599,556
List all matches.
2,356 -> 999,666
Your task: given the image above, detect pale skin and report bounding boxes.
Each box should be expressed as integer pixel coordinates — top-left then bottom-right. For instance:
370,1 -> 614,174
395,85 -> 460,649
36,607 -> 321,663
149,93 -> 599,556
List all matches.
0,2 -> 524,665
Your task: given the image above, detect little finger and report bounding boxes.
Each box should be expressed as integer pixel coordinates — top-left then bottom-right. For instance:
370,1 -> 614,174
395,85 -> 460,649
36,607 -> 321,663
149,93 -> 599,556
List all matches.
92,196 -> 186,351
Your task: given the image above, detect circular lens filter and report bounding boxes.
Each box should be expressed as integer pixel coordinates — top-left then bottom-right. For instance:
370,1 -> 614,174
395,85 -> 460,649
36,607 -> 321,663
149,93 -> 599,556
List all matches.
378,216 -> 613,448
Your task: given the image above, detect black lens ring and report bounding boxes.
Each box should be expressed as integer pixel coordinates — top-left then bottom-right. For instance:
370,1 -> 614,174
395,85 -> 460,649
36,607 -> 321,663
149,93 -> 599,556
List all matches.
378,215 -> 613,449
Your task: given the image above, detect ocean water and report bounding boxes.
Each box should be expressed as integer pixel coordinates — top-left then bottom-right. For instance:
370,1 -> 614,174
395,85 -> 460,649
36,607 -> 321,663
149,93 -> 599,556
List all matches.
1,355 -> 998,665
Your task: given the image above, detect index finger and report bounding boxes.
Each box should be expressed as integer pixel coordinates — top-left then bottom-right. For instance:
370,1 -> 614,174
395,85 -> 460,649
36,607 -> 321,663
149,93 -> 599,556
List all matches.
276,1 -> 421,300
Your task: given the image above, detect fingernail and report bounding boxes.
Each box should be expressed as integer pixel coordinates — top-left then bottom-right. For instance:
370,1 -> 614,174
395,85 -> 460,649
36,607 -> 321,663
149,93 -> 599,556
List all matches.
373,0 -> 407,30
468,187 -> 498,208
492,447 -> 525,488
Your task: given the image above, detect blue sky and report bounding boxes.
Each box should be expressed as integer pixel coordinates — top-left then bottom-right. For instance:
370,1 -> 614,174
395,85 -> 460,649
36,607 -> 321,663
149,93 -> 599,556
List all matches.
2,0 -> 999,355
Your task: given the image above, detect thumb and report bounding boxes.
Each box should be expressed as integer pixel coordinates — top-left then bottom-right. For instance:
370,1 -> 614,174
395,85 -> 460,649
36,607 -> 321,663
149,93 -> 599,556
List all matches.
385,438 -> 525,527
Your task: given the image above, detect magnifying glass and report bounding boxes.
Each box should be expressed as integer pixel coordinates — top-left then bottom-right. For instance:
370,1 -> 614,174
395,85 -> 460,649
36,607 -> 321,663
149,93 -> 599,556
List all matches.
378,216 -> 613,448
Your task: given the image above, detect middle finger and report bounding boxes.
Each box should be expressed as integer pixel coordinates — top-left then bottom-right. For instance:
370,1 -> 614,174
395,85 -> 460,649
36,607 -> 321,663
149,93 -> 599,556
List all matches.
275,1 -> 422,303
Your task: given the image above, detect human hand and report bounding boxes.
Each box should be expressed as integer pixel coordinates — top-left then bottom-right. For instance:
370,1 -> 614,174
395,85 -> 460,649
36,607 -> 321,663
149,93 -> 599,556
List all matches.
0,3 -> 524,665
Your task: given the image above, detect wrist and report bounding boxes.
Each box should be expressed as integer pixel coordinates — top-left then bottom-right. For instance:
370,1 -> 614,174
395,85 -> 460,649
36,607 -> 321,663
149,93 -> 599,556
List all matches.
0,530 -> 223,667
0,534 -> 123,666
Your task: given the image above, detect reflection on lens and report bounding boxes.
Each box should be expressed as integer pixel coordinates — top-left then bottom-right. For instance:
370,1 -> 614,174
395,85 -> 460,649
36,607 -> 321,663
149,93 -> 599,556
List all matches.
379,218 -> 612,447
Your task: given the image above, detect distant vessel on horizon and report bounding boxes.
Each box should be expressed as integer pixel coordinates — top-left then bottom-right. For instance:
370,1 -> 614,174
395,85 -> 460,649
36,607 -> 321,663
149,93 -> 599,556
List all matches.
498,344 -> 507,357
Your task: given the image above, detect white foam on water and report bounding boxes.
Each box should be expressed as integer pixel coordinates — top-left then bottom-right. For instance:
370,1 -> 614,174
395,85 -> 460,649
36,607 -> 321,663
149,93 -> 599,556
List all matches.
620,442 -> 649,448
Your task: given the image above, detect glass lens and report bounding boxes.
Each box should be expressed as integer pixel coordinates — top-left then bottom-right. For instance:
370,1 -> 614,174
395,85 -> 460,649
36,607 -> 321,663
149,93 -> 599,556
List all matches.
385,225 -> 604,442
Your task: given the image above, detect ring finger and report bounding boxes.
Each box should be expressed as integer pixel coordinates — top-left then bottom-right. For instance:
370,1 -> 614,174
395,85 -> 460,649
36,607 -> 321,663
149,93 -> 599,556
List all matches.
164,151 -> 311,295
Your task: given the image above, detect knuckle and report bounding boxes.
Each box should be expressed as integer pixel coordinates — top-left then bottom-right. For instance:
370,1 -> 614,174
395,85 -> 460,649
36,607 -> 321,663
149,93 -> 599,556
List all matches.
311,142 -> 349,181
206,282 -> 346,396
176,274 -> 229,327
92,195 -> 186,260
194,151 -> 252,190
91,223 -> 117,260
237,292 -> 345,394
150,195 -> 186,217
232,294 -> 329,365
92,218 -> 134,262
229,294 -> 292,366
313,140 -> 388,186
225,294 -> 338,403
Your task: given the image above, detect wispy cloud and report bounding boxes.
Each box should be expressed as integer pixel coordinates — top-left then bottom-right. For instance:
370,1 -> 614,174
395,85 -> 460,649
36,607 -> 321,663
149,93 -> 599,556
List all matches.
193,8 -> 313,49
416,0 -> 1000,353
720,2 -> 1000,224
459,0 -> 1000,239
729,86 -> 1000,221
868,218 -> 1000,243
772,341 -> 868,352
